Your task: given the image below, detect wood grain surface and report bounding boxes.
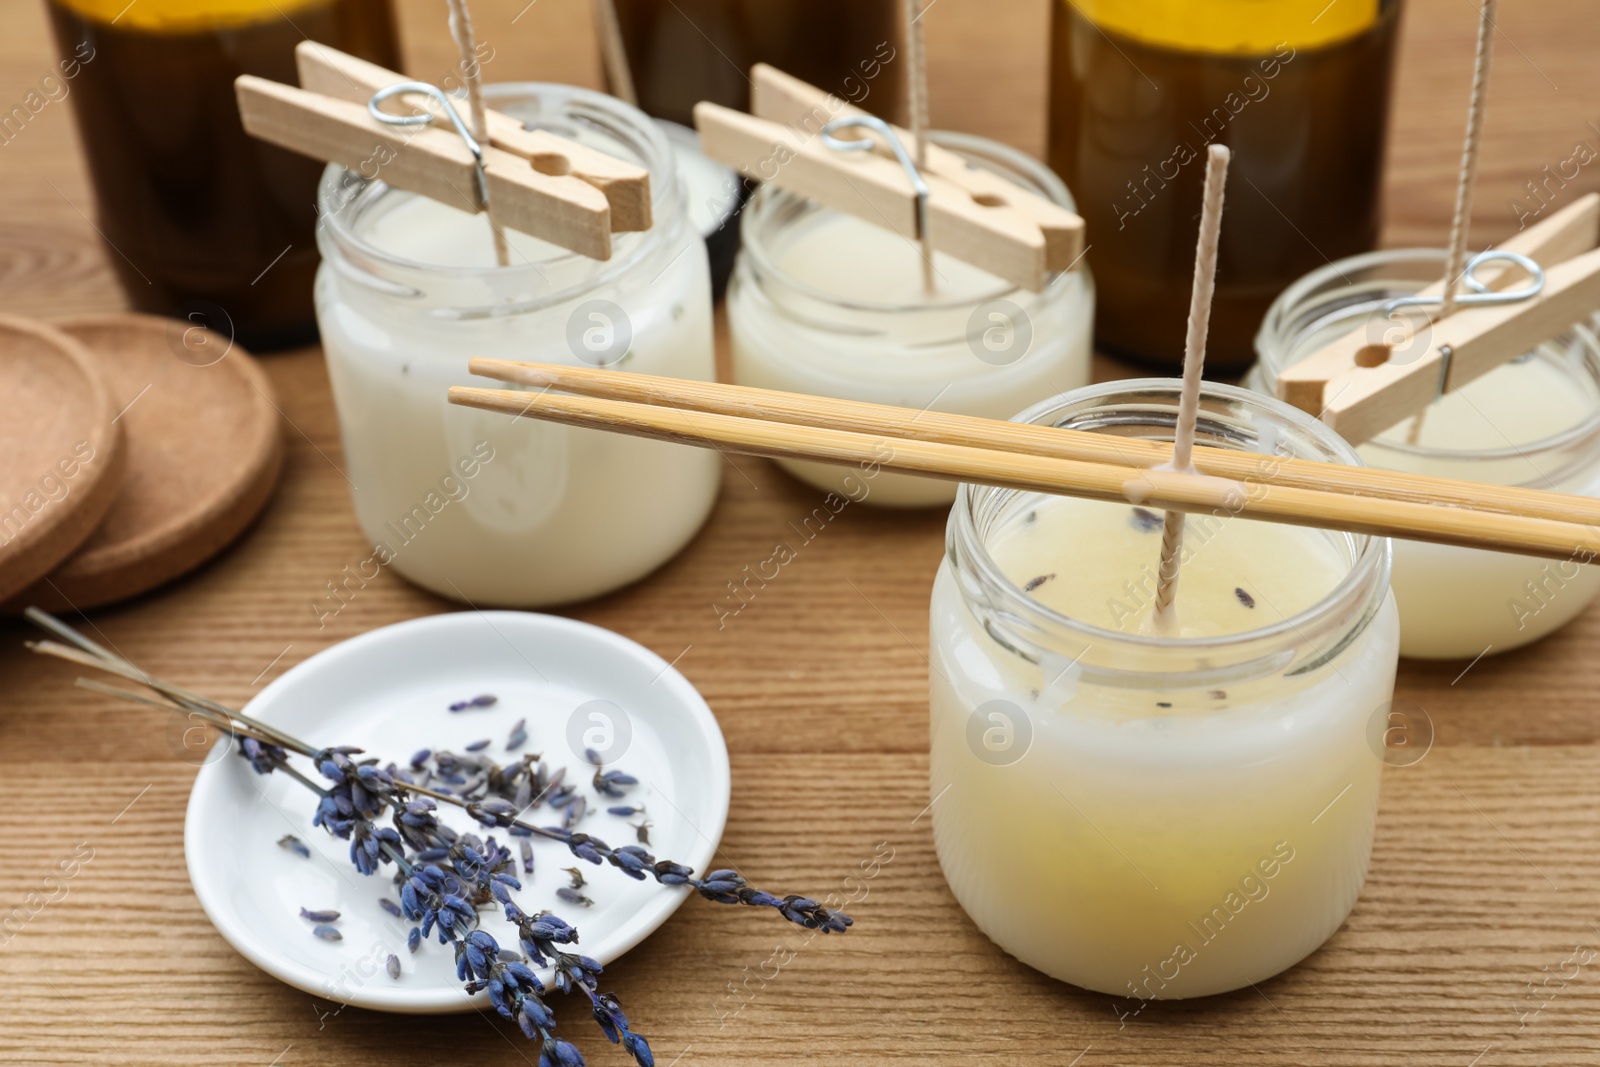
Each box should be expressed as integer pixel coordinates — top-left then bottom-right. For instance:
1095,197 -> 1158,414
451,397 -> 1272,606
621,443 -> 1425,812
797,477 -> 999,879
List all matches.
2,1 -> 1600,1065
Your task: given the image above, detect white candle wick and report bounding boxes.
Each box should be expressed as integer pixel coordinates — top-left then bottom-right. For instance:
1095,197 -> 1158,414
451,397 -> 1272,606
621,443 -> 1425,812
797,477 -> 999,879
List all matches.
445,0 -> 511,268
1153,143 -> 1231,628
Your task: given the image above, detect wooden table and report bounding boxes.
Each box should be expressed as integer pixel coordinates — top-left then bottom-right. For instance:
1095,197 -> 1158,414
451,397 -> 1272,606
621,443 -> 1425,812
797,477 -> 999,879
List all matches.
3,2 -> 1600,1064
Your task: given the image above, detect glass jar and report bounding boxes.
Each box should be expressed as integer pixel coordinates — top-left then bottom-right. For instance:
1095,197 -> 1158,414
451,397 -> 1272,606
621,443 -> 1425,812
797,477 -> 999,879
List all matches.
1253,249 -> 1600,660
1048,0 -> 1401,369
728,132 -> 1095,508
48,0 -> 400,350
314,83 -> 719,608
929,380 -> 1399,998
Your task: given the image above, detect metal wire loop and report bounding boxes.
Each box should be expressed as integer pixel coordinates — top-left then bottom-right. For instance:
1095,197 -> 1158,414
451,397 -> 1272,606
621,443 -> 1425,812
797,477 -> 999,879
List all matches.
820,115 -> 930,240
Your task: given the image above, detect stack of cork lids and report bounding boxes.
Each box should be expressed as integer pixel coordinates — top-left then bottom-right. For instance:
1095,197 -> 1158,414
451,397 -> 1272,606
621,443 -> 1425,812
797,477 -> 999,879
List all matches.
0,312 -> 283,613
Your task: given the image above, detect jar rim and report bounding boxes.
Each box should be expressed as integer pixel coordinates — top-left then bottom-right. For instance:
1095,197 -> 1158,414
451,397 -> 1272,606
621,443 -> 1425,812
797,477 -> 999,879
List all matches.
738,129 -> 1078,314
1255,246 -> 1600,465
316,82 -> 682,309
948,379 -> 1392,684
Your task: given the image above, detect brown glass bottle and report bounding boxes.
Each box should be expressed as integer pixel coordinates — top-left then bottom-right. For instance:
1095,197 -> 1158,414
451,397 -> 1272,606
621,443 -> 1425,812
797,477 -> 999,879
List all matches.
1048,0 -> 1401,370
610,0 -> 904,128
47,0 -> 399,350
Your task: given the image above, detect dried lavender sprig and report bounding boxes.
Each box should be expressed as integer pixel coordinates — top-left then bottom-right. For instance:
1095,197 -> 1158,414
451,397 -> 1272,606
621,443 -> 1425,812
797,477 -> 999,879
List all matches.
59,639 -> 850,933
26,610 -> 852,1057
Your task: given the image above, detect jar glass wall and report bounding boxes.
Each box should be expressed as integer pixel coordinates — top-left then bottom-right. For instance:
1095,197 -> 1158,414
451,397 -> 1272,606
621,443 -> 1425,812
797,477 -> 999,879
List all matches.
929,380 -> 1398,998
315,83 -> 720,608
728,132 -> 1095,508
1252,248 -> 1600,659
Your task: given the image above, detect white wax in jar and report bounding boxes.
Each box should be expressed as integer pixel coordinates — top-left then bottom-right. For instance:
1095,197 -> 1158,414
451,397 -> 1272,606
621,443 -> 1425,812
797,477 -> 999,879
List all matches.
317,191 -> 720,606
730,206 -> 1094,508
1359,353 -> 1600,659
929,495 -> 1398,998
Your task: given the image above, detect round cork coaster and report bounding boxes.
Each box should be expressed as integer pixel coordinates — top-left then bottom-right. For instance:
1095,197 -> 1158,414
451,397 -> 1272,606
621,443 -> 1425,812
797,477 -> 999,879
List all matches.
6,313 -> 284,613
0,315 -> 126,604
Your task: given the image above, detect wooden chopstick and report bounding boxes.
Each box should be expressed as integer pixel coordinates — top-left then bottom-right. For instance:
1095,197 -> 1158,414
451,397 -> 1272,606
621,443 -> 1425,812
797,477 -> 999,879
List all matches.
446,382 -> 1600,562
465,358 -> 1600,528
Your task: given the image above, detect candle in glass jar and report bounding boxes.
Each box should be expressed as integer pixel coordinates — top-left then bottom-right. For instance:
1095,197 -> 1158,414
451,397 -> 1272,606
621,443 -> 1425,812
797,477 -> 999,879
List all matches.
1253,250 -> 1600,659
315,84 -> 720,608
1357,355 -> 1600,658
929,382 -> 1399,998
729,132 -> 1095,508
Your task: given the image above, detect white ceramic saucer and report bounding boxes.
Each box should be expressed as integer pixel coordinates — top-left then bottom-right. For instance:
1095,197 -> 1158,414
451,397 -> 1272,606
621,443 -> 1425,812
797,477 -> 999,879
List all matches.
184,611 -> 730,1013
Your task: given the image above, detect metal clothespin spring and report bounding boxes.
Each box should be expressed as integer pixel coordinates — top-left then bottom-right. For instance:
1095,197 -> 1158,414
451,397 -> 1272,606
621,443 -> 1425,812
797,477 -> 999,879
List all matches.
1381,249 -> 1545,400
820,115 -> 930,244
368,81 -> 490,213
1380,248 -> 1546,317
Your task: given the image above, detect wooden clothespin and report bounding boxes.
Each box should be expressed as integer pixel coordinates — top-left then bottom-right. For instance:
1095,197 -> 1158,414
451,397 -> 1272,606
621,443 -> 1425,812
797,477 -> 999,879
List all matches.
235,44 -> 652,260
1277,0 -> 1600,445
1275,193 -> 1600,446
692,66 -> 1085,293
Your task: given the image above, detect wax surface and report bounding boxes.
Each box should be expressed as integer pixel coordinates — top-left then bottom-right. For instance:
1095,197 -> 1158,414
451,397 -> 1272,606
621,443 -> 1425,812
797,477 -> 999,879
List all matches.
989,495 -> 1349,638
360,195 -> 571,269
773,211 -> 1009,306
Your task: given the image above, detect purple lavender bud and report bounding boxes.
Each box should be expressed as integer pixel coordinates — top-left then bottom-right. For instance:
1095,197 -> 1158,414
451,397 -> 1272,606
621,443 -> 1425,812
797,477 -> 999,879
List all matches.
407,927 -> 422,952
277,835 -> 311,859
1129,506 -> 1163,532
623,1032 -> 654,1067
606,806 -> 640,817
410,748 -> 431,767
465,739 -> 492,753
519,840 -> 535,875
556,887 -> 593,907
312,924 -> 342,941
379,898 -> 403,918
299,907 -> 340,923
386,954 -> 401,980
553,1039 -> 585,1067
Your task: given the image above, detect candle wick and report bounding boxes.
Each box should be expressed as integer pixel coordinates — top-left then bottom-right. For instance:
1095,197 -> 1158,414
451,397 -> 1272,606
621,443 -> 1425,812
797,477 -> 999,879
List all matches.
904,0 -> 936,295
446,0 -> 512,268
1412,0 -> 1497,446
1153,143 -> 1231,626
592,0 -> 640,107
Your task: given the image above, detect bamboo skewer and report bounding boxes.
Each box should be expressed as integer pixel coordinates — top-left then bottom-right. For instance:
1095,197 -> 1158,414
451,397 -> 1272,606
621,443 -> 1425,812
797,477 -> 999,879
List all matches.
1153,145 -> 1230,622
464,358 -> 1600,529
446,383 -> 1600,562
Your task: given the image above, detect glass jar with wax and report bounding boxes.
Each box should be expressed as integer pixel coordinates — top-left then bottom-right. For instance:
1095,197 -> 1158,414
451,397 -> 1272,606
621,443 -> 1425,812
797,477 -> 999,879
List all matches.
1048,0 -> 1401,369
728,132 -> 1095,508
47,0 -> 399,350
1252,249 -> 1600,660
929,380 -> 1399,998
314,83 -> 719,608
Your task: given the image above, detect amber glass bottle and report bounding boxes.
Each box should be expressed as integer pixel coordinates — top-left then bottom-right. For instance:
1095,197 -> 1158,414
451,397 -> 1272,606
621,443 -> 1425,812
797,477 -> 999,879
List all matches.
47,0 -> 399,350
1048,0 -> 1401,370
610,0 -> 904,128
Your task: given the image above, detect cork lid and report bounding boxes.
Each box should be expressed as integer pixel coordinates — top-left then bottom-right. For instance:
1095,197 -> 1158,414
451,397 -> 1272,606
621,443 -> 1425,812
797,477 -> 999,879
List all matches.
5,313 -> 284,612
0,315 -> 126,603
